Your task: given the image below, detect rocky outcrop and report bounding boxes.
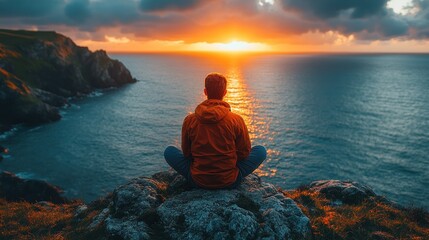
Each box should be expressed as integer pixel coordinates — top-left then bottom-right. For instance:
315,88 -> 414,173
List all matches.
78,171 -> 311,240
0,29 -> 136,128
85,50 -> 135,88
0,69 -> 61,125
2,169 -> 427,239
0,171 -> 69,204
307,180 -> 377,204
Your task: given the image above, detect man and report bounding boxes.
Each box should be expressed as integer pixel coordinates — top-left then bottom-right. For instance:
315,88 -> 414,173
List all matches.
164,73 -> 266,189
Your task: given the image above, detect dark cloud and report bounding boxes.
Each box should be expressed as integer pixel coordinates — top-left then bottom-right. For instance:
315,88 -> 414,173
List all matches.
139,0 -> 205,11
0,0 -> 428,43
65,0 -> 91,23
281,0 -> 388,19
408,0 -> 429,38
0,0 -> 63,17
378,13 -> 409,37
280,0 -> 419,40
72,0 -> 143,30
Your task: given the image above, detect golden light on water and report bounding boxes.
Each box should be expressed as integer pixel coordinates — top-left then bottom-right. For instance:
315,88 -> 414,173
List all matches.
223,59 -> 277,177
224,64 -> 256,139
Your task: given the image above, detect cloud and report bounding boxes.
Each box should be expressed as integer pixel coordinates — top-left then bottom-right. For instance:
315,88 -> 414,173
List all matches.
139,0 -> 207,11
0,0 -> 428,45
281,0 -> 388,19
408,0 -> 429,38
65,0 -> 91,23
280,0 -> 416,40
0,0 -> 63,17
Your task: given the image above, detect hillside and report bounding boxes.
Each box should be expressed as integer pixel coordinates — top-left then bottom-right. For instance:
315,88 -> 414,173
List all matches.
0,29 -> 136,130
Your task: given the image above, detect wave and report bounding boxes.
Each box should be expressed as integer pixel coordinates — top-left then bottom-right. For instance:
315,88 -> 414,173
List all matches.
15,172 -> 35,179
88,90 -> 104,98
0,127 -> 19,140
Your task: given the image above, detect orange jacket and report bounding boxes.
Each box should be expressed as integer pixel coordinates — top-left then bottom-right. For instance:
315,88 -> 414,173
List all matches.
182,99 -> 251,188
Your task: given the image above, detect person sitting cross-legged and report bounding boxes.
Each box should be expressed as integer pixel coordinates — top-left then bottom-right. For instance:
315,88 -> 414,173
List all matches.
164,73 -> 267,189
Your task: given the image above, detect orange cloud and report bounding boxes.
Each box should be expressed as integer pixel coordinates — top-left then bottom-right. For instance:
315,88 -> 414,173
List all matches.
1,0 -> 429,53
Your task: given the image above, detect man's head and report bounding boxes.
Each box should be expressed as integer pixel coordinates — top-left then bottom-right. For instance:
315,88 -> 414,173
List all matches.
204,73 -> 227,100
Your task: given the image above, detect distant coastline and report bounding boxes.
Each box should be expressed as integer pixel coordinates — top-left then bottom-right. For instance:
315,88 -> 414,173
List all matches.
0,29 -> 136,132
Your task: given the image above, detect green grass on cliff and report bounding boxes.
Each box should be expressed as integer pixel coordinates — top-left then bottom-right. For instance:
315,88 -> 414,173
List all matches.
0,29 -> 65,88
5,58 -> 57,88
0,29 -> 59,47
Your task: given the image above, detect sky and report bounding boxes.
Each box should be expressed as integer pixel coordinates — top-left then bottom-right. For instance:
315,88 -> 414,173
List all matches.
0,0 -> 429,53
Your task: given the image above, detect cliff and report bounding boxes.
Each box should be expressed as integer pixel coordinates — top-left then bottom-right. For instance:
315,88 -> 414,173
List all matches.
0,170 -> 428,239
0,29 -> 136,129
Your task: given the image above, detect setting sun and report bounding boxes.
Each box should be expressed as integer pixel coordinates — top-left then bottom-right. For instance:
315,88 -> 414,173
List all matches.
220,41 -> 260,52
188,40 -> 271,52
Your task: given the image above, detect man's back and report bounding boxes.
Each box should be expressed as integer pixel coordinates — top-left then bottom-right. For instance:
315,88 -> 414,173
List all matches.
164,72 -> 265,189
182,99 -> 251,188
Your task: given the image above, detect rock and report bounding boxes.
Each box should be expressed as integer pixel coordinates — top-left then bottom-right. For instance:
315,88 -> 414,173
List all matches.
89,208 -> 110,229
0,29 -> 135,127
0,171 -> 69,204
74,204 -> 89,217
31,88 -> 68,107
85,50 -> 136,88
0,124 -> 12,134
308,180 -> 376,204
85,171 -> 311,240
35,201 -> 55,210
0,145 -> 8,154
0,69 -> 61,125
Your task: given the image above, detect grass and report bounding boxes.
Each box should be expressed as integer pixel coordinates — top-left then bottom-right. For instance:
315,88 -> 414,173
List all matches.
0,199 -> 79,239
0,29 -> 79,90
284,188 -> 429,240
0,196 -> 114,240
0,29 -> 59,48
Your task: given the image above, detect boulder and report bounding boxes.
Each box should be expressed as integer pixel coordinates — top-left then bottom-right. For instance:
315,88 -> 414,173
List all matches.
308,180 -> 376,204
85,171 -> 311,240
0,171 -> 69,204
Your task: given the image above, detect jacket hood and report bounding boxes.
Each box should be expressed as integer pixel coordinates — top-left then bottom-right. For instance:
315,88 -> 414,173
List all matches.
195,99 -> 231,124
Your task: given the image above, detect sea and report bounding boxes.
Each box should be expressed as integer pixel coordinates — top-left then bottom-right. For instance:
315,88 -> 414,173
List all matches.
1,53 -> 428,208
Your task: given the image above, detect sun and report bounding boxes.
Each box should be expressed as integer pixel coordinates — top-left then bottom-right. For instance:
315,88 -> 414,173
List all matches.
187,40 -> 271,52
258,0 -> 275,6
387,0 -> 413,14
220,41 -> 257,52
209,41 -> 270,52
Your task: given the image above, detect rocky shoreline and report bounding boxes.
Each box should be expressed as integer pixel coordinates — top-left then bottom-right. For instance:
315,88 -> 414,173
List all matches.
0,29 -> 136,131
0,171 -> 68,204
1,170 -> 428,239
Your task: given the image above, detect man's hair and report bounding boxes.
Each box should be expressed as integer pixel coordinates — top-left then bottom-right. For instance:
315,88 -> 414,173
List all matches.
205,73 -> 227,100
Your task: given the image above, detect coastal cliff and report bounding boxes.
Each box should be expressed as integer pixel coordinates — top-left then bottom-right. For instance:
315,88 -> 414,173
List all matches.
0,29 -> 136,129
0,170 -> 428,239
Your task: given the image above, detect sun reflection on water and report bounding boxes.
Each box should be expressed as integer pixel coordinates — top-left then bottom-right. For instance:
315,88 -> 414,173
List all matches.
223,61 -> 277,177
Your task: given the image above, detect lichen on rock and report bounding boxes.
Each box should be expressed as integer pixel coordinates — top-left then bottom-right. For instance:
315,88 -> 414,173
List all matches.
84,171 -> 311,240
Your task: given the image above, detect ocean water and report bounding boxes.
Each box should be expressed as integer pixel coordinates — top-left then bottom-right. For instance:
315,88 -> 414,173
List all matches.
1,53 -> 428,207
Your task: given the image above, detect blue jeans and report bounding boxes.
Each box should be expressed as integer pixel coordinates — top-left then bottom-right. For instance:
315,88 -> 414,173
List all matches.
163,145 -> 267,189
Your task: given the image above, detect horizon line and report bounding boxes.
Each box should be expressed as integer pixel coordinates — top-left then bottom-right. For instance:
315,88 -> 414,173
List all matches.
107,50 -> 429,55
